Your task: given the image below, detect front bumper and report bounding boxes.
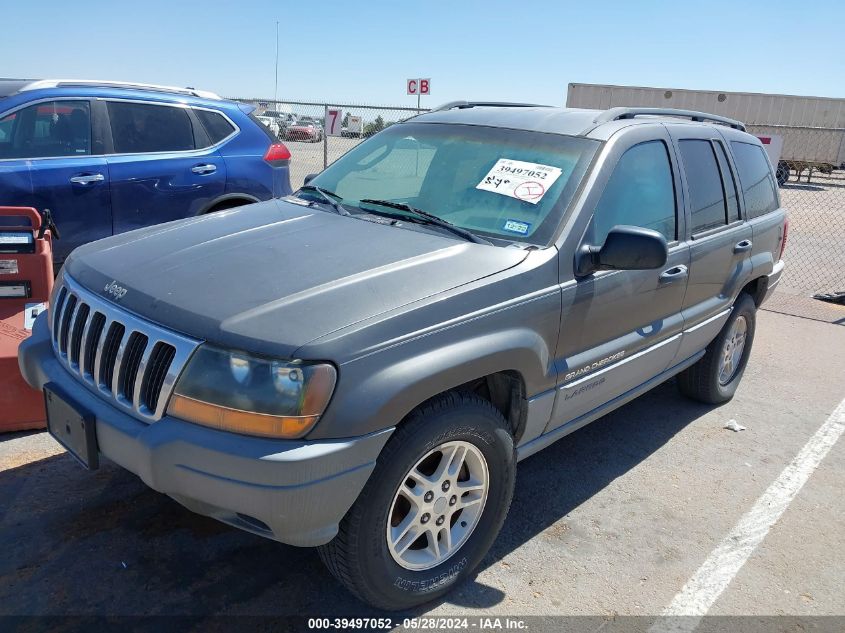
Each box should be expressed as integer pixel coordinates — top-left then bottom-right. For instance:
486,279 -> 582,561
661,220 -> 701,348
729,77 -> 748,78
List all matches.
18,313 -> 393,547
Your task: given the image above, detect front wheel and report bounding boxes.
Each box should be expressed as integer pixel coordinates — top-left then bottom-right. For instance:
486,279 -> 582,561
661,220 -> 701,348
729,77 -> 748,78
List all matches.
318,392 -> 515,610
677,293 -> 757,404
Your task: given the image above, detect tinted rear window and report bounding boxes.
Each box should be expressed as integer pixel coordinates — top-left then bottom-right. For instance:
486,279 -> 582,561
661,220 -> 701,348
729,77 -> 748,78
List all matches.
678,139 -> 727,234
108,101 -> 195,153
196,109 -> 235,145
730,141 -> 779,219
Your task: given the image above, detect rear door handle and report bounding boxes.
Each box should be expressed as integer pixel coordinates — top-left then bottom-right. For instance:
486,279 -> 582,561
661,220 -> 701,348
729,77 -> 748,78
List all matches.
69,173 -> 105,185
733,239 -> 753,253
191,164 -> 217,175
659,264 -> 688,283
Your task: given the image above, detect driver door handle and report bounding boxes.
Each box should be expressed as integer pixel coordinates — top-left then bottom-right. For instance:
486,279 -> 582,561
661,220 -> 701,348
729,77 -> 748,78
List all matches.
69,173 -> 105,185
659,264 -> 688,283
733,239 -> 753,253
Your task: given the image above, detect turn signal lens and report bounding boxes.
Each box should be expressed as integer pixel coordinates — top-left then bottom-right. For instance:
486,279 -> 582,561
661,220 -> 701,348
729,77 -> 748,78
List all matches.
168,394 -> 319,438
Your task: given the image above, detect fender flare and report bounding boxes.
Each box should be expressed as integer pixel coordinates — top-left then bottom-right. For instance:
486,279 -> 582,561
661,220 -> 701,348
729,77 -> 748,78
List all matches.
309,328 -> 552,440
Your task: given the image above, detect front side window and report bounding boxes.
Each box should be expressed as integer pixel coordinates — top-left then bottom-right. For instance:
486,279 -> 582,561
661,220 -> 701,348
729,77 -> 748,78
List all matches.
108,101 -> 195,154
0,100 -> 90,159
730,141 -> 779,219
678,139 -> 728,234
308,123 -> 598,244
592,140 -> 676,244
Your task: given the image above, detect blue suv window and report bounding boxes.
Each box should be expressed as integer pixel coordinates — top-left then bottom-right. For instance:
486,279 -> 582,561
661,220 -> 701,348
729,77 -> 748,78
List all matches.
195,109 -> 235,145
0,100 -> 91,158
108,101 -> 195,153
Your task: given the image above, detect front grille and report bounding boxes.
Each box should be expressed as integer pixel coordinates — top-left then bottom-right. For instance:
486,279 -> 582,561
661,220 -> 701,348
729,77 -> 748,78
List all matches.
50,274 -> 200,422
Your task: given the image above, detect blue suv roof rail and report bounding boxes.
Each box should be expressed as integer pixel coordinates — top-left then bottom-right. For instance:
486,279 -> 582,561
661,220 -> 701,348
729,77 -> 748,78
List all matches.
18,79 -> 221,100
593,107 -> 746,131
432,101 -> 552,112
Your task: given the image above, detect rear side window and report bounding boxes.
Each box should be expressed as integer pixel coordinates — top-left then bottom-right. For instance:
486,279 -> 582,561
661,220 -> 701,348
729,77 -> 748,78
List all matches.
195,109 -> 235,145
0,100 -> 90,159
593,140 -> 676,243
730,141 -> 779,218
108,101 -> 195,153
678,139 -> 727,234
713,141 -> 740,223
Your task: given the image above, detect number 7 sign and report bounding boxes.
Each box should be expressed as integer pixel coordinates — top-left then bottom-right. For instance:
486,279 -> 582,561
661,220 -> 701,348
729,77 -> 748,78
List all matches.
325,107 -> 343,137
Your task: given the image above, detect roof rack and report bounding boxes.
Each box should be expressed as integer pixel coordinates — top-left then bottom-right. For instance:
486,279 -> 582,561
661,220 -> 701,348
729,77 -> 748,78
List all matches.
592,107 -> 746,131
18,79 -> 221,100
432,101 -> 552,112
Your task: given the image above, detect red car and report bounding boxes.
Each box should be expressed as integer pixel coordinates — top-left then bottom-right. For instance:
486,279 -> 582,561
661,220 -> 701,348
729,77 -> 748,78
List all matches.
285,121 -> 323,142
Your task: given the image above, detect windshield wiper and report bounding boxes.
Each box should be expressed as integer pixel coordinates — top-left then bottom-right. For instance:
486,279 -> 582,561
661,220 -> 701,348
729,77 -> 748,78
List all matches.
359,199 -> 491,245
298,185 -> 350,216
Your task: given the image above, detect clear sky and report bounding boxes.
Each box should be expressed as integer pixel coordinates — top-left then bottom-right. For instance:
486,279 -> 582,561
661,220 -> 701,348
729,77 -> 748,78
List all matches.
2,0 -> 842,106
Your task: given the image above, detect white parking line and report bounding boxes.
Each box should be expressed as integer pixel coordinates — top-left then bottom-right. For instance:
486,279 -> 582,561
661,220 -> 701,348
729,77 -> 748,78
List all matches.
650,396 -> 845,633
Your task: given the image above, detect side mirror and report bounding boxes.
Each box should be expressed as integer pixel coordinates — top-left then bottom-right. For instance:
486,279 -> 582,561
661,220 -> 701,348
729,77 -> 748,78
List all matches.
303,173 -> 319,185
576,225 -> 668,276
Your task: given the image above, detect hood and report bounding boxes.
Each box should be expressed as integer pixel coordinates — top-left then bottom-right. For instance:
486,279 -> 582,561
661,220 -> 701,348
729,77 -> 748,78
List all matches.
66,199 -> 528,358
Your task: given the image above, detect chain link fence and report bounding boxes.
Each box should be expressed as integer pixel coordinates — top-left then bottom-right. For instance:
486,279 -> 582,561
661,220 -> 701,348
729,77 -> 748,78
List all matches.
232,97 -> 844,322
231,98 -> 428,189
767,168 -> 845,324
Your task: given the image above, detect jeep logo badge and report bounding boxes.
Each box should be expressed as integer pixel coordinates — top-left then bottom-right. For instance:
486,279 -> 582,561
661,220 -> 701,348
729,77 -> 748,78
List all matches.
104,280 -> 128,300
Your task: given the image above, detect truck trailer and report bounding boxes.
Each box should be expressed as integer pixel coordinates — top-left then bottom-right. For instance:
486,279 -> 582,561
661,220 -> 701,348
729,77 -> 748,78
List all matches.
566,83 -> 845,184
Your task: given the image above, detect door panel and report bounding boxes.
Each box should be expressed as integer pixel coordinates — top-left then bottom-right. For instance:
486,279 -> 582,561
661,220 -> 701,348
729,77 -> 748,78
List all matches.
552,245 -> 689,428
548,129 -> 690,433
107,151 -> 226,234
29,157 -> 111,261
665,127 -> 754,345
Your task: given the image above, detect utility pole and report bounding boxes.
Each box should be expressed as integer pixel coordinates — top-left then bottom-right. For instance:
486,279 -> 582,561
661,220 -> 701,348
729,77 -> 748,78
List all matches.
274,20 -> 279,106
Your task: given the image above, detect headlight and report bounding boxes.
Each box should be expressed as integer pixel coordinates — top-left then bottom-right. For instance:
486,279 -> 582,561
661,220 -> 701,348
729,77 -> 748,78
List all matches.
167,345 -> 336,439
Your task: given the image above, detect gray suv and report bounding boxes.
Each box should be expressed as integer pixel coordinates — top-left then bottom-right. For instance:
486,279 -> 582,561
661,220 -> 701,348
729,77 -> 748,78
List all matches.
19,103 -> 786,609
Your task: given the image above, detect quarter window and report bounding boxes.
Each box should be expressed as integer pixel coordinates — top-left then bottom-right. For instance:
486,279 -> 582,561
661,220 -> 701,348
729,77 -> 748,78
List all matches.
108,102 -> 195,153
730,141 -> 779,219
678,139 -> 728,234
0,100 -> 91,159
593,140 -> 676,244
196,109 -> 235,145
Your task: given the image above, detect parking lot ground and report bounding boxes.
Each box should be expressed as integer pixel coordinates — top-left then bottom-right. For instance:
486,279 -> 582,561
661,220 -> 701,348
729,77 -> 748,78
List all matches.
1,303 -> 844,629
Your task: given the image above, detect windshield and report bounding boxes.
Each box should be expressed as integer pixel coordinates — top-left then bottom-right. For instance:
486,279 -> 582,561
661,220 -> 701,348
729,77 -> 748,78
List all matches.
307,122 -> 598,244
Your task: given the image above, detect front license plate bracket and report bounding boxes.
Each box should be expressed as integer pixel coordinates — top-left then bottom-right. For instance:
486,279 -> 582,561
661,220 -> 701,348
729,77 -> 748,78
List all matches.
45,384 -> 99,470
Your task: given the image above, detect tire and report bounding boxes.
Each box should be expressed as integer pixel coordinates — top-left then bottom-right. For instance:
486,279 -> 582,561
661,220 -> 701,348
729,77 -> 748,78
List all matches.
677,293 -> 757,404
776,161 -> 790,187
318,391 -> 516,610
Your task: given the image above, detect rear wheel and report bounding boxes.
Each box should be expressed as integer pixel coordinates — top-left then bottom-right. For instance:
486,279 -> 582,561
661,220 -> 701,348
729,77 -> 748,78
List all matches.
318,391 -> 515,610
677,293 -> 757,404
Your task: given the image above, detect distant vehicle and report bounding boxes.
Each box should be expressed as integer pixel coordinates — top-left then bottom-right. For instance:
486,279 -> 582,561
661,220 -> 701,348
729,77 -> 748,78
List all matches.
0,79 -> 293,263
286,120 -> 322,142
256,115 -> 281,138
567,83 -> 845,185
342,115 -> 364,138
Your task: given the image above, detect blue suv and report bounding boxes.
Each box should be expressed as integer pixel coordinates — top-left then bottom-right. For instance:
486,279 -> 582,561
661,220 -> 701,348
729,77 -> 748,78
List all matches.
0,79 -> 293,263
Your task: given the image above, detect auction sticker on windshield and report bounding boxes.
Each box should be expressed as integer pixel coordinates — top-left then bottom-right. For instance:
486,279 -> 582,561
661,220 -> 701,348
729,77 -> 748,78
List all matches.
476,158 -> 563,205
